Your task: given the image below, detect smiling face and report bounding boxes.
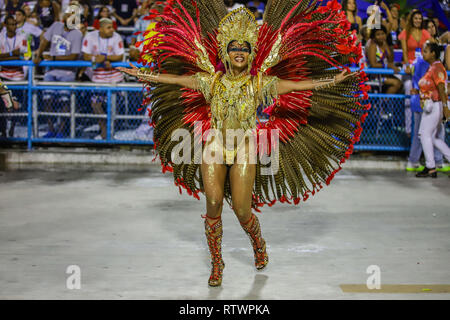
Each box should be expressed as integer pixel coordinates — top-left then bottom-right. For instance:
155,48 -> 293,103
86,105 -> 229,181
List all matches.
391,6 -> 399,19
347,0 -> 356,12
427,21 -> 436,37
412,12 -> 422,29
227,40 -> 250,72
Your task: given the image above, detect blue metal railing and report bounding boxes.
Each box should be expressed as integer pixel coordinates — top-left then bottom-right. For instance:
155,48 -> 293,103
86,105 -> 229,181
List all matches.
0,61 -> 449,151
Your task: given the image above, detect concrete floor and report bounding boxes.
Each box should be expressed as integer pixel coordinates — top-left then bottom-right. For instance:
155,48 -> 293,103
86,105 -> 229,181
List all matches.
0,164 -> 449,300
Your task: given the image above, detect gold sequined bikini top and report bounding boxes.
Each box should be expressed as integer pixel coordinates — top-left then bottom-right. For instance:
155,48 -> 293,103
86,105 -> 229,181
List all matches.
194,71 -> 279,132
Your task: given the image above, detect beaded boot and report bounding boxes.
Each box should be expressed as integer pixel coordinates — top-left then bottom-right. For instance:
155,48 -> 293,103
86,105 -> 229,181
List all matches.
240,214 -> 268,270
204,215 -> 225,286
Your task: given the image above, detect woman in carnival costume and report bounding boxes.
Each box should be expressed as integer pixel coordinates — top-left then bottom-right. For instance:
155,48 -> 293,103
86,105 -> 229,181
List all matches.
118,0 -> 370,287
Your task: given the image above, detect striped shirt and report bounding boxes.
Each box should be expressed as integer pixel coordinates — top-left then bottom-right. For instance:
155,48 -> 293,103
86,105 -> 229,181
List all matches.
82,30 -> 124,83
0,33 -> 28,81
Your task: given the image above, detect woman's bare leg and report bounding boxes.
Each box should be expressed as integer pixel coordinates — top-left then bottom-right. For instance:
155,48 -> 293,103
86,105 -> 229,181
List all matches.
229,155 -> 268,270
200,159 -> 228,286
200,161 -> 228,222
384,77 -> 402,94
229,161 -> 256,223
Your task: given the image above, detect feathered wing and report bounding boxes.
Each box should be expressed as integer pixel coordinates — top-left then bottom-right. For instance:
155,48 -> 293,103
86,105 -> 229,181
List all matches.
250,0 -> 371,211
138,0 -> 228,200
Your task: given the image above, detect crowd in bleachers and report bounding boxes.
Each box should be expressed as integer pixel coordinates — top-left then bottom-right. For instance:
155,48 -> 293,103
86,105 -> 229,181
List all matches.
0,1 -> 448,164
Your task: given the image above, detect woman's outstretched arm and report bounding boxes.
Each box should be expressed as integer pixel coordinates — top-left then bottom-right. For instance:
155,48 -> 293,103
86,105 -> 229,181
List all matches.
276,69 -> 358,95
117,63 -> 199,90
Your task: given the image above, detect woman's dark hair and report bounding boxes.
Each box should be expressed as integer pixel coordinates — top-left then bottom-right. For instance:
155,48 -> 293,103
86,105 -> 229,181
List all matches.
369,25 -> 393,46
404,9 -> 423,46
341,0 -> 357,13
422,18 -> 439,38
370,24 -> 387,39
424,41 -> 443,61
96,6 -> 110,20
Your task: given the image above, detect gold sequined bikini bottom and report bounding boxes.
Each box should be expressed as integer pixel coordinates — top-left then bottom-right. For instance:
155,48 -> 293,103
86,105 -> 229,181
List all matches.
203,133 -> 256,166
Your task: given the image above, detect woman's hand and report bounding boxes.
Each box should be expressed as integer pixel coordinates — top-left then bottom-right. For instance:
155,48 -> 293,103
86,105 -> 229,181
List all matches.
335,69 -> 358,84
116,63 -> 140,77
403,62 -> 411,74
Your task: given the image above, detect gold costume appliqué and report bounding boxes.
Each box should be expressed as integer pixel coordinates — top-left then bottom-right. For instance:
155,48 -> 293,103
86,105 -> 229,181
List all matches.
195,71 -> 279,132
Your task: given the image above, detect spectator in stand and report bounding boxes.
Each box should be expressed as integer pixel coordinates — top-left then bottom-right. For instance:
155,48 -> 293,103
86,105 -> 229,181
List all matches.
82,18 -> 124,140
423,18 -> 440,44
366,25 -> 402,94
0,15 -> 28,138
14,9 -> 43,53
0,15 -> 29,80
33,6 -> 83,138
415,41 -> 450,178
93,6 -> 118,31
380,2 -> 401,49
384,3 -> 401,33
407,41 -> 447,173
431,17 -> 441,34
33,0 -> 60,29
399,10 -> 431,68
129,2 -> 153,62
225,0 -> 244,12
424,20 -> 448,71
21,3 -> 39,26
112,0 -> 138,26
4,0 -> 23,16
399,10 -> 432,139
341,0 -> 362,41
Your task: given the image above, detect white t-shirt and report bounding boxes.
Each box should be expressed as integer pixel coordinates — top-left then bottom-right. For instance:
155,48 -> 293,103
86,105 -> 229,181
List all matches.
82,30 -> 125,83
0,33 -> 29,80
17,22 -> 43,38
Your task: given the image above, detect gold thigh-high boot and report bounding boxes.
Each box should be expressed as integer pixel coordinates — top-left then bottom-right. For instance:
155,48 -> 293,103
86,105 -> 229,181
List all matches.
240,214 -> 268,270
203,215 -> 225,286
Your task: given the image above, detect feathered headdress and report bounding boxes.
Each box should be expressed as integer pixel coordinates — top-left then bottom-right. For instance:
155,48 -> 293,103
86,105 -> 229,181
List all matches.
216,7 -> 259,73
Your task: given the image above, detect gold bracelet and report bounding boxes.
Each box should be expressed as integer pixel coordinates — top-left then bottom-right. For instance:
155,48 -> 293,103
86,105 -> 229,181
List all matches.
313,77 -> 336,90
137,70 -> 160,82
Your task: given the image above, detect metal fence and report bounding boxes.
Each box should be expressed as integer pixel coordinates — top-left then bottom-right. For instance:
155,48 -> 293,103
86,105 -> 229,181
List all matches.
0,61 -> 449,151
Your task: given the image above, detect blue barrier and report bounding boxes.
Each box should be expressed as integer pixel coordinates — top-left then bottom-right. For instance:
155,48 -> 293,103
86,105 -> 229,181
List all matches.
0,61 -> 449,151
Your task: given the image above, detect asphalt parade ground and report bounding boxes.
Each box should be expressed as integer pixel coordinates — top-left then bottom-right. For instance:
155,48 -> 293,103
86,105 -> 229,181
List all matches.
0,164 -> 449,300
